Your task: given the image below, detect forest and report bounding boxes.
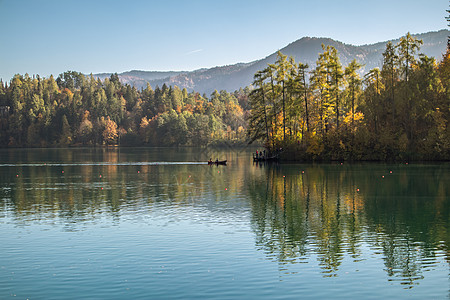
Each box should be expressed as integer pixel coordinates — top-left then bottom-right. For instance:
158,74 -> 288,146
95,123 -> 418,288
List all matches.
0,33 -> 449,160
0,72 -> 249,148
247,33 -> 450,160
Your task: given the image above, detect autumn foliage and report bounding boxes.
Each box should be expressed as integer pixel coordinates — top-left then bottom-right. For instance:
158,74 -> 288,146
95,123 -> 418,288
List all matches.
247,34 -> 449,160
0,72 -> 249,147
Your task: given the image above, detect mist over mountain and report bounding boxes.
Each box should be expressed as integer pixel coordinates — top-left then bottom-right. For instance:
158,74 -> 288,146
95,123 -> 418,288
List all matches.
95,30 -> 449,95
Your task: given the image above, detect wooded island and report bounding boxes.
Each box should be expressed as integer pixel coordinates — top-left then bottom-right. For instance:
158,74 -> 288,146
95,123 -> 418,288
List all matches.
0,33 -> 449,161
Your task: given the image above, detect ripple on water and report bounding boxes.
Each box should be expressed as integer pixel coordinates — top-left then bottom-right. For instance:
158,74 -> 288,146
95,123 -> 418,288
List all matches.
1,153 -> 449,299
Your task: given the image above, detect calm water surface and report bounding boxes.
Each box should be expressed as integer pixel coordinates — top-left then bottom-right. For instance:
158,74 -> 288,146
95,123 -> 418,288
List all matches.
0,148 -> 449,299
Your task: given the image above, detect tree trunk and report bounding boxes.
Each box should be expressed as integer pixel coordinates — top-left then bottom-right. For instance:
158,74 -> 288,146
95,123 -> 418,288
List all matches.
303,74 -> 309,133
282,80 -> 286,141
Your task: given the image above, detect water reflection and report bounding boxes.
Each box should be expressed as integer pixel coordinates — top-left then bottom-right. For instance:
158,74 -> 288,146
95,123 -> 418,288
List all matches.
0,147 -> 255,226
0,148 -> 449,290
247,163 -> 450,286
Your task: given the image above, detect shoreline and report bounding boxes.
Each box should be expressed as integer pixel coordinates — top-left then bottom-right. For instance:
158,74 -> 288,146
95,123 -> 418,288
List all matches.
1,145 -> 448,162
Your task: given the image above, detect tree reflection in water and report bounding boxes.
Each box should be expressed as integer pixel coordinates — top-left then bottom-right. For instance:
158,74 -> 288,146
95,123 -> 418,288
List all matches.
247,162 -> 449,286
1,148 -> 448,289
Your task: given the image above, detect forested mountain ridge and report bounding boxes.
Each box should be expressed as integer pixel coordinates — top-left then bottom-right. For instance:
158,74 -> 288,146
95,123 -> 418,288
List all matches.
94,70 -> 185,87
95,30 -> 449,94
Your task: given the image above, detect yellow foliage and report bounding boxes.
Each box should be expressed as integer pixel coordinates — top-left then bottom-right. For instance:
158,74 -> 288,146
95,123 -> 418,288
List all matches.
306,135 -> 324,156
102,117 -> 118,145
227,101 -> 243,115
343,111 -> 364,125
343,194 -> 365,213
140,117 -> 149,129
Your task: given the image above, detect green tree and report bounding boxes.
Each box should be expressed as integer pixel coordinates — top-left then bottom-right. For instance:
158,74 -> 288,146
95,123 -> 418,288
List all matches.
410,54 -> 447,156
381,41 -> 399,127
298,63 -> 310,133
59,114 -> 72,145
247,69 -> 270,143
327,45 -> 344,131
77,110 -> 93,144
362,68 -> 384,135
397,32 -> 423,83
397,33 -> 423,144
344,59 -> 363,129
274,51 -> 290,141
311,46 -> 332,136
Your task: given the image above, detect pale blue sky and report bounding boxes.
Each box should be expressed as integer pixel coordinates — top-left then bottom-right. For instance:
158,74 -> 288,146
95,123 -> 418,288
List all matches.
0,0 -> 448,81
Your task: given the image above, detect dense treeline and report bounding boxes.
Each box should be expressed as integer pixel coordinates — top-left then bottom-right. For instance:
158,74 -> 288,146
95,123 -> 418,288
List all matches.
247,33 -> 450,160
1,32 -> 448,160
0,72 -> 249,147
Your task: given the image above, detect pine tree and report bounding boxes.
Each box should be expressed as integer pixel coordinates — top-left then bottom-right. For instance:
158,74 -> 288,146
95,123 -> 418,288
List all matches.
327,45 -> 344,131
247,69 -> 270,143
381,41 -> 399,127
344,59 -> 363,129
274,51 -> 290,141
298,63 -> 310,133
60,114 -> 72,145
397,33 -> 423,143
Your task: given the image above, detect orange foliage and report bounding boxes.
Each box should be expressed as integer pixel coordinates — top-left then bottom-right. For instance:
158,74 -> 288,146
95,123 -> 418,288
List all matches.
140,116 -> 149,129
62,88 -> 74,98
195,99 -> 204,114
184,104 -> 194,113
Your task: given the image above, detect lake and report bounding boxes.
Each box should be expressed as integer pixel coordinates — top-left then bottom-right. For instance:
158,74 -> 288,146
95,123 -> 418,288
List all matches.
0,147 -> 449,299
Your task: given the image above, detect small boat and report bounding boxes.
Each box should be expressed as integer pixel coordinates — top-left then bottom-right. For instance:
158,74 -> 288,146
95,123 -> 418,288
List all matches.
253,153 -> 279,162
208,160 -> 227,165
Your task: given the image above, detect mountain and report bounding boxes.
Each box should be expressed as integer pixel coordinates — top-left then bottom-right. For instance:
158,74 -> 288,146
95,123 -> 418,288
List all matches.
94,70 -> 185,86
94,30 -> 449,95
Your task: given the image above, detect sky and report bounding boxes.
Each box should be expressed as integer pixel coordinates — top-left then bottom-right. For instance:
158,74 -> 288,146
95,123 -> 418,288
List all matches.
0,0 -> 448,81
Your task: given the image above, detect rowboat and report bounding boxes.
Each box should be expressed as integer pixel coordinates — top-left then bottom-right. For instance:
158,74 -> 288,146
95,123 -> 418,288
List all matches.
208,160 -> 227,165
253,153 -> 279,162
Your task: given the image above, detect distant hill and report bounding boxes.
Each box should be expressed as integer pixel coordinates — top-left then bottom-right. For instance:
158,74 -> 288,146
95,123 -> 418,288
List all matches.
94,70 -> 185,86
94,30 -> 449,95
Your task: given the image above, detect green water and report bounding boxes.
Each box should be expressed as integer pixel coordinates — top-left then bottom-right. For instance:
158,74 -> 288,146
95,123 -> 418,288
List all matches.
0,148 -> 449,299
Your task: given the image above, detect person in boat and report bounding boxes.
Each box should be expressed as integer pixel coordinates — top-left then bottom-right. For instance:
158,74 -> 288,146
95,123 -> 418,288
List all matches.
215,158 -> 218,163
208,158 -> 213,164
